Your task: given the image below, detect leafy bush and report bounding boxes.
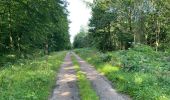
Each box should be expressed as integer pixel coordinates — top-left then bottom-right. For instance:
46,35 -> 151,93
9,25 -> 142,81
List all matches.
112,45 -> 170,72
75,46 -> 170,100
99,53 -> 112,62
132,44 -> 154,52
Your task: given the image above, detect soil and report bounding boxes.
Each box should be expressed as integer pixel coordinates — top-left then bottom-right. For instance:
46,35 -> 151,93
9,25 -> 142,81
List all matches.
49,53 -> 79,100
73,53 -> 131,100
50,52 -> 131,100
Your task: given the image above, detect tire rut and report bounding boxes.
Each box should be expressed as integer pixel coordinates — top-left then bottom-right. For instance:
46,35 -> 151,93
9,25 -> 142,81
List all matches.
49,53 -> 79,100
73,52 -> 131,100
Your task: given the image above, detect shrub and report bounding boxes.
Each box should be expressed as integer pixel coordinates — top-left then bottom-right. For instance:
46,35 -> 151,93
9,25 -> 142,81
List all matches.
75,47 -> 170,100
99,53 -> 112,62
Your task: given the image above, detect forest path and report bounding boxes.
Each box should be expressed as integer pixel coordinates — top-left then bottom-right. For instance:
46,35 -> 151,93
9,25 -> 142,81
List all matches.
50,52 -> 130,100
73,52 -> 131,100
49,52 -> 80,100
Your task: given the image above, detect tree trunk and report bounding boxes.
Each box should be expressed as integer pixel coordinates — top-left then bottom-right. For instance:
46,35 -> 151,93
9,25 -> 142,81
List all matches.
134,31 -> 136,44
0,15 -> 1,49
129,0 -> 134,45
155,19 -> 160,52
45,36 -> 49,67
8,0 -> 13,50
108,22 -> 112,50
45,42 -> 48,55
129,4 -> 132,33
45,37 -> 49,55
17,33 -> 22,53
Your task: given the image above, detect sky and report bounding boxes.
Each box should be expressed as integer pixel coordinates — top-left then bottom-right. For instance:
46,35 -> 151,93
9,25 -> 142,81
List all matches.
67,0 -> 93,43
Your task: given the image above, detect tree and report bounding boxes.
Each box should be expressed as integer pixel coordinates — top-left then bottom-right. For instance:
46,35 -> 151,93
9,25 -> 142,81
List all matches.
0,0 -> 71,55
73,27 -> 89,48
85,0 -> 170,51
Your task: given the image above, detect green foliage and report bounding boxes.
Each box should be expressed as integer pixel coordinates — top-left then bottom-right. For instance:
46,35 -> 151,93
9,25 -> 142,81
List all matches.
114,45 -> 169,72
132,44 -> 155,53
73,27 -> 90,48
0,49 -> 44,66
0,0 -> 70,54
99,53 -> 112,62
0,51 -> 67,100
81,0 -> 170,51
76,71 -> 99,100
74,47 -> 170,100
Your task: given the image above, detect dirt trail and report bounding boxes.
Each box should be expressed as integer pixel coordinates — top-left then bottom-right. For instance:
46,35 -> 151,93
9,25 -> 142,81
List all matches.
49,53 -> 79,100
73,53 -> 131,100
50,52 -> 130,100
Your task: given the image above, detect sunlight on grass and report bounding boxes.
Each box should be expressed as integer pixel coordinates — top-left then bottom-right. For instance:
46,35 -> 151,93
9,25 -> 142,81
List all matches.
158,95 -> 169,100
134,75 -> 143,85
87,57 -> 92,61
71,54 -> 99,100
74,48 -> 170,100
74,65 -> 79,71
99,64 -> 119,75
77,71 -> 99,100
0,51 -> 67,100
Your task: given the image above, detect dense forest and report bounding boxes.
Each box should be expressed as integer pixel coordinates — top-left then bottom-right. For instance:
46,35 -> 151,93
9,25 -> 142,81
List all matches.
0,0 -> 71,56
0,0 -> 71,99
74,0 -> 170,52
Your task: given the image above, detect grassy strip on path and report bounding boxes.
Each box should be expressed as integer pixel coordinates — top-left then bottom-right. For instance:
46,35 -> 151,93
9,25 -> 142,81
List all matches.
71,53 -> 99,100
0,51 -> 67,100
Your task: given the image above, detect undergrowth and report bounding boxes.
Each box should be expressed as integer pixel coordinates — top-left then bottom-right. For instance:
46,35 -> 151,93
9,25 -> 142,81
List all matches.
0,51 -> 67,100
74,45 -> 170,100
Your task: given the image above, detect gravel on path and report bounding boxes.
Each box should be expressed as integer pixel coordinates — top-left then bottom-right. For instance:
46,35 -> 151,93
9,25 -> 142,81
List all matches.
73,53 -> 131,100
49,53 -> 79,100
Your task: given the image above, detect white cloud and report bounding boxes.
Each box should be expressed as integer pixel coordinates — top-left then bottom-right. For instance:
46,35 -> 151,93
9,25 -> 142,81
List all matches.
67,0 -> 92,43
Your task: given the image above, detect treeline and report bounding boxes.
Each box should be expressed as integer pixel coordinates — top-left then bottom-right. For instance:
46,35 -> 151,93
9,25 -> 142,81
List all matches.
74,0 -> 170,52
0,0 -> 71,55
73,27 -> 90,48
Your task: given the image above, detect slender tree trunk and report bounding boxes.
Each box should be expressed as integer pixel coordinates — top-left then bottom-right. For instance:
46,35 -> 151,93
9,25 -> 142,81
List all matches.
155,19 -> 160,52
8,0 -> 13,50
119,42 -> 121,50
129,0 -> 134,45
0,15 -> 1,49
108,22 -> 112,50
45,37 -> 49,55
103,27 -> 107,51
17,33 -> 22,53
134,32 -> 136,44
45,36 -> 49,67
122,42 -> 125,50
45,42 -> 48,55
129,5 -> 132,33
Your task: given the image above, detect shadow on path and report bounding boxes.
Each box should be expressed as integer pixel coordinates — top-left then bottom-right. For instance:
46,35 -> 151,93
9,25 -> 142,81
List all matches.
49,53 -> 79,100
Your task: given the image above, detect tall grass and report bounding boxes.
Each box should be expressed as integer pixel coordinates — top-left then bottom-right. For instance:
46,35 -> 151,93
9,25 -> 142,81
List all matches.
0,51 -> 67,100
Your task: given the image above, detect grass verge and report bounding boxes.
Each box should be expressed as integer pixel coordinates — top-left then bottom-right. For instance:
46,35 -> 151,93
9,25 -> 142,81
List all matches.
71,53 -> 99,100
0,51 -> 67,100
74,47 -> 170,100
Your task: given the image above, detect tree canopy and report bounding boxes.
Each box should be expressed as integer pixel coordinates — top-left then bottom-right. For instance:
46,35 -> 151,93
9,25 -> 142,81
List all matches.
0,0 -> 71,55
74,0 -> 170,52
73,27 -> 89,48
